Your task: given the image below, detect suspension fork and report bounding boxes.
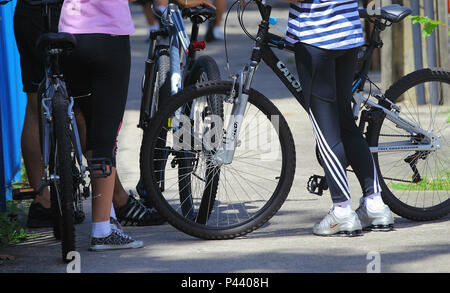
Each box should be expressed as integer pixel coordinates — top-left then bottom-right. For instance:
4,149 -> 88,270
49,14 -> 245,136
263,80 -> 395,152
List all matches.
215,11 -> 270,165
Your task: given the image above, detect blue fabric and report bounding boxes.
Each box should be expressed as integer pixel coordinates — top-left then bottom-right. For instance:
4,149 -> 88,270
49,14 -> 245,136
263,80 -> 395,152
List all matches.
0,0 -> 27,212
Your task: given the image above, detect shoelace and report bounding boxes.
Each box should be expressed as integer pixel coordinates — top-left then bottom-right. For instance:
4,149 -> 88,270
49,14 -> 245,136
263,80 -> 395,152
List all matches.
110,228 -> 134,243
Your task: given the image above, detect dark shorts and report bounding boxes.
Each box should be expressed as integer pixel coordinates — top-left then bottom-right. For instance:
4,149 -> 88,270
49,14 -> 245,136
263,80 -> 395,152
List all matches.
61,34 -> 131,166
13,3 -> 61,93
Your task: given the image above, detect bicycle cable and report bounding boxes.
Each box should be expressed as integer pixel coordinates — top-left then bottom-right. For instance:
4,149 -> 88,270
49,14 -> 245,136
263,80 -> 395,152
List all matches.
223,0 -> 241,78
224,0 -> 279,78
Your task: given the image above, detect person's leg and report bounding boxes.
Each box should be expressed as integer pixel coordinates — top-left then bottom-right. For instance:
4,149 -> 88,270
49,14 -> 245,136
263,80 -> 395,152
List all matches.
14,5 -> 55,227
205,0 -> 225,41
21,92 -> 50,208
335,48 -> 381,199
74,95 -> 164,227
142,1 -> 160,33
308,85 -> 363,236
214,0 -> 225,28
295,44 -> 362,236
335,49 -> 394,231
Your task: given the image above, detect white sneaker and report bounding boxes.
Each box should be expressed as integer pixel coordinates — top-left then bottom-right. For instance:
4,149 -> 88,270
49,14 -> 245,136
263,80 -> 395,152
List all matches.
313,208 -> 362,237
356,197 -> 394,231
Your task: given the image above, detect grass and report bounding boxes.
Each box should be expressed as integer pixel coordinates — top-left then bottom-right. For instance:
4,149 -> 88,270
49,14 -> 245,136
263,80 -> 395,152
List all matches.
0,200 -> 38,247
391,170 -> 450,191
0,158 -> 38,247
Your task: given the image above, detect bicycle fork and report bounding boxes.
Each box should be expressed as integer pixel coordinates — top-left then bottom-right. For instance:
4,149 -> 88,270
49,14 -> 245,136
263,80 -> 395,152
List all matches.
214,63 -> 259,165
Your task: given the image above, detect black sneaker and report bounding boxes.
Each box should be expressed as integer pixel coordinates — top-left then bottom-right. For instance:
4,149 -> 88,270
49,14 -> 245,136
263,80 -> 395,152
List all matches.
27,202 -> 53,228
115,195 -> 165,226
136,179 -> 154,208
89,229 -> 143,251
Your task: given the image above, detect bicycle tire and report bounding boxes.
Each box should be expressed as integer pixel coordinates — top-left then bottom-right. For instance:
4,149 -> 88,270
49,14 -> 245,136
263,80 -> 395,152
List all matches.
139,48 -> 172,206
52,88 -> 76,262
367,68 -> 450,221
140,81 -> 296,239
178,55 -> 223,220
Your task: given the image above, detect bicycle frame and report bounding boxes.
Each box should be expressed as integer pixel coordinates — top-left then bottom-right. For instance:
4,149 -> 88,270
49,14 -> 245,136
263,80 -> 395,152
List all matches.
36,2 -> 87,197
215,0 -> 439,165
138,4 -> 209,129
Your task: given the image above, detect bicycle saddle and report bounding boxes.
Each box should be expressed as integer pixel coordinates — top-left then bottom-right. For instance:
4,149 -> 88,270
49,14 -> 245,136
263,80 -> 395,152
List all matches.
359,4 -> 412,23
182,7 -> 216,22
36,32 -> 76,53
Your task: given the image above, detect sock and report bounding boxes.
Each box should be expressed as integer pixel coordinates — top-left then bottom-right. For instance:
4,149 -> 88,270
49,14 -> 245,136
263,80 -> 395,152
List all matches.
333,200 -> 352,218
212,26 -> 224,40
110,203 -> 117,220
91,220 -> 112,238
365,192 -> 385,211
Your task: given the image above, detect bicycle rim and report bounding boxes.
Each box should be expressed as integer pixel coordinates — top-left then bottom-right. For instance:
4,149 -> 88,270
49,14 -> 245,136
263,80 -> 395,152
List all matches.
140,82 -> 295,239
374,75 -> 450,219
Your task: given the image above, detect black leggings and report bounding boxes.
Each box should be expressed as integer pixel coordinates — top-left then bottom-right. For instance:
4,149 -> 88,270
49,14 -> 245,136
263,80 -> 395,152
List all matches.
62,34 -> 131,167
295,42 -> 381,203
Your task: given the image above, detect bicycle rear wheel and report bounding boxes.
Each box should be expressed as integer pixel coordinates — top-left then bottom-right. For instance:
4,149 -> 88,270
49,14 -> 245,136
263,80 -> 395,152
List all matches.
140,81 -> 296,239
51,88 -> 76,262
368,68 -> 450,221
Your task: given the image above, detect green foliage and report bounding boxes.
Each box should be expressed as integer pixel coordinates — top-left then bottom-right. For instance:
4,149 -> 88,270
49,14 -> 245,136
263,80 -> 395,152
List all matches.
0,201 -> 37,247
409,15 -> 450,37
391,170 -> 450,191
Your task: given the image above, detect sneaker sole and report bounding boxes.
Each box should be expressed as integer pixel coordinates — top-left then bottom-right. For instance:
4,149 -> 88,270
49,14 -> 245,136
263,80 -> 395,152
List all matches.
89,241 -> 144,251
313,229 -> 363,237
363,224 -> 394,232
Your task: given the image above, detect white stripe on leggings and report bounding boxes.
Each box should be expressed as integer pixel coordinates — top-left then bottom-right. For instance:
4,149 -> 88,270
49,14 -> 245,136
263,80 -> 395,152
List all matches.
309,111 -> 350,200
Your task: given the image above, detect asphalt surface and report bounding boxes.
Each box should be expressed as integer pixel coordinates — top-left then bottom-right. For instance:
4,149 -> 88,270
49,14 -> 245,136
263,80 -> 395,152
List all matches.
0,2 -> 449,274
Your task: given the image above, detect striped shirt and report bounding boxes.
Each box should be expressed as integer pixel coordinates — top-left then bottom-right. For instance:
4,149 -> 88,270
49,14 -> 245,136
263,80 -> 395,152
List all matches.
286,0 -> 364,50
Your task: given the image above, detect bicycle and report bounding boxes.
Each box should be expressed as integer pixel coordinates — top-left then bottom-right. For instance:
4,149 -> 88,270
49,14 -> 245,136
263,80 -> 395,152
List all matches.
10,0 -> 100,262
140,0 -> 449,240
137,3 -> 224,216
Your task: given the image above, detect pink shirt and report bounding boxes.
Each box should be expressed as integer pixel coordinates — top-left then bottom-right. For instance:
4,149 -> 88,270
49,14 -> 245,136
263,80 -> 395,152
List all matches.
58,0 -> 135,35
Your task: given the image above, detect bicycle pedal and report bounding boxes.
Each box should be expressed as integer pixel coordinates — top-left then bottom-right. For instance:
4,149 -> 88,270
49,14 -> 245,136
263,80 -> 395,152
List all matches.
12,187 -> 39,200
307,175 -> 328,196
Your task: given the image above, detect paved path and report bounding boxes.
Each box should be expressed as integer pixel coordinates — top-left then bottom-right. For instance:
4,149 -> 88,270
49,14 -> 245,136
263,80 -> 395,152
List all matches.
1,3 -> 449,274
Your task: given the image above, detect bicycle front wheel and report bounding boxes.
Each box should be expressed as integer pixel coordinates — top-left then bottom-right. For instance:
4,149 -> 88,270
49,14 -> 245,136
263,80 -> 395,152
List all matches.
140,81 -> 296,239
368,68 -> 450,221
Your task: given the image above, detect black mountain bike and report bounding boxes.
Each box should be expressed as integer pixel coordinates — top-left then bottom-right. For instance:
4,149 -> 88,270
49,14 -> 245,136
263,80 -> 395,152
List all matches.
142,1 -> 449,240
138,3 -> 223,215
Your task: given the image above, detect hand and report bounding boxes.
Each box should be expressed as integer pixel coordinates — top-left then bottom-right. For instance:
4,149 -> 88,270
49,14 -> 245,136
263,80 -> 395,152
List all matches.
175,0 -> 216,9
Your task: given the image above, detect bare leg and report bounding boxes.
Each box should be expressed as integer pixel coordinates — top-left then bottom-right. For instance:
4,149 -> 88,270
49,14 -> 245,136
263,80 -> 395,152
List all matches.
214,0 -> 225,27
143,2 -> 157,26
74,107 -> 129,209
21,92 -> 50,208
91,164 -> 116,223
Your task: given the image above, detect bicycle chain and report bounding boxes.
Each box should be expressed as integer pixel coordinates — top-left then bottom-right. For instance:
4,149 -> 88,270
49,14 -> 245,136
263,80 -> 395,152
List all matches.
345,168 -> 413,183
